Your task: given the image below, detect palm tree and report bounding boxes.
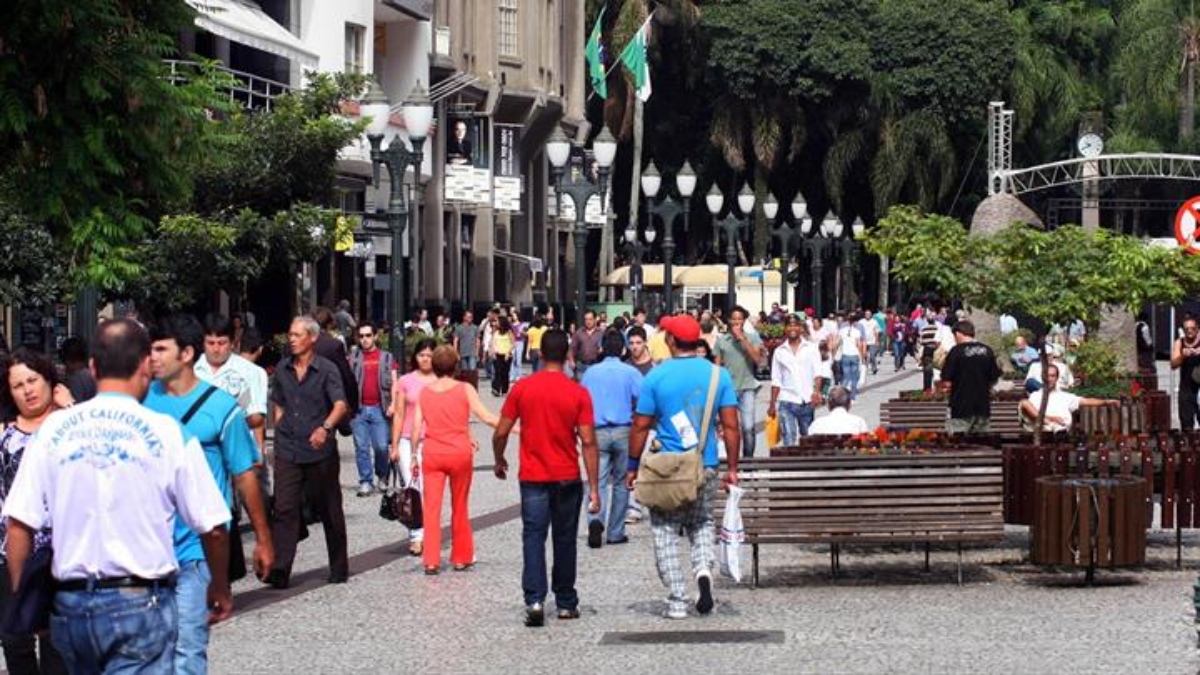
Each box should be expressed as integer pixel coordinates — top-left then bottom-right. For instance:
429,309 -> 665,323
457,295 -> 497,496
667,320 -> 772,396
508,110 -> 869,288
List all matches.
1113,0 -> 1200,146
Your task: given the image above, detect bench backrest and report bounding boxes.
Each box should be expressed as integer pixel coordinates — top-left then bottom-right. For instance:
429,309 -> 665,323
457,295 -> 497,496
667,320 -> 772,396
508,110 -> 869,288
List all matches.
731,450 -> 1004,536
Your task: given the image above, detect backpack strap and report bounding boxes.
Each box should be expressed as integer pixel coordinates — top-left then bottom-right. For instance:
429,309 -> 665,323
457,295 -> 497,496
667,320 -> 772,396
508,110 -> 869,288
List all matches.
181,385 -> 219,426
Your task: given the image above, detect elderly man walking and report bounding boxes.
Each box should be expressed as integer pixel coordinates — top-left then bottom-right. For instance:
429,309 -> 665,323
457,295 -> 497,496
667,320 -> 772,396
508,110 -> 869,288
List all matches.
626,315 -> 740,619
266,316 -> 350,588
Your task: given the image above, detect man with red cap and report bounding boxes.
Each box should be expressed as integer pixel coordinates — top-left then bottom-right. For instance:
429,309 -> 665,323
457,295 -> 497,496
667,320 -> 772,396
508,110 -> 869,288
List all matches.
626,315 -> 740,620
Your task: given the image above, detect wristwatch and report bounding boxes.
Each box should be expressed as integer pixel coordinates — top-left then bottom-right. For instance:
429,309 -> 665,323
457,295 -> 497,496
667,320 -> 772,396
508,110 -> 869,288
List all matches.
321,422 -> 333,432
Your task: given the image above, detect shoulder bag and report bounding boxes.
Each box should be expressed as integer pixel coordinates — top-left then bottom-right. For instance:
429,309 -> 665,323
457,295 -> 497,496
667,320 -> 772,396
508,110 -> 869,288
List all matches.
635,364 -> 719,512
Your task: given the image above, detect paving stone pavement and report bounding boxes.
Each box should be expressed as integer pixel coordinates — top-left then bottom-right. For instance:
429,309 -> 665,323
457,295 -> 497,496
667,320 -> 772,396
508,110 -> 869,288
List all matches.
207,361 -> 1200,674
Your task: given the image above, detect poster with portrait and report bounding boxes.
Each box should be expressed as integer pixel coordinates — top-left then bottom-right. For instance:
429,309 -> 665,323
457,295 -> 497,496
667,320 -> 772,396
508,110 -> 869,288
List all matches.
444,115 -> 492,204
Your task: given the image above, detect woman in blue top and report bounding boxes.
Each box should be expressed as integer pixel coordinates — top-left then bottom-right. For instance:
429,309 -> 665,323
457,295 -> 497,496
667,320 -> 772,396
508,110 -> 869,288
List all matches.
0,348 -> 70,674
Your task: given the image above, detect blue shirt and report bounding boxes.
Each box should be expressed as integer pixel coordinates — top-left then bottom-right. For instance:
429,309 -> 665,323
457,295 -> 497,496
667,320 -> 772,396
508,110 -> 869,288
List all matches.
636,356 -> 738,467
581,356 -> 643,427
144,381 -> 258,563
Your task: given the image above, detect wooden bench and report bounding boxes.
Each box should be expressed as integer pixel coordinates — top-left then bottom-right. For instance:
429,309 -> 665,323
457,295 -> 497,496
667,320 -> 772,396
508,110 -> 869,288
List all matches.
734,450 -> 1004,586
880,399 -> 1025,435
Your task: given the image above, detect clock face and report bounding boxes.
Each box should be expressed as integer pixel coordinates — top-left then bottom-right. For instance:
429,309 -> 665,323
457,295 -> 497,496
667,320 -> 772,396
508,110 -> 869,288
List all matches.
1077,133 -> 1104,158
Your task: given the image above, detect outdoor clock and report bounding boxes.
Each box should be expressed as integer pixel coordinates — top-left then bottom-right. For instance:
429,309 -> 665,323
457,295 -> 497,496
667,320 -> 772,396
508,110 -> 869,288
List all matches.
1077,132 -> 1104,158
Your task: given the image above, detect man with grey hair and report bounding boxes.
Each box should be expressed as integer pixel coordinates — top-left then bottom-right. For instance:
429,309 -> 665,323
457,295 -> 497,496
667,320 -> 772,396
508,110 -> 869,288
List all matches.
808,386 -> 870,436
266,316 -> 350,588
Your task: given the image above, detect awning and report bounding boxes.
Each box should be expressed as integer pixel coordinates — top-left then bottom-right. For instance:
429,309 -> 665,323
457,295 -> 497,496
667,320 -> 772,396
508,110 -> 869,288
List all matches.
187,0 -> 319,69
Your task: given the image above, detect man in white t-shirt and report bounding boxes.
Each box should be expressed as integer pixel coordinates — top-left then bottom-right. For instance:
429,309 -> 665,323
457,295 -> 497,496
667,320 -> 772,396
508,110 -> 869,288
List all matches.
1019,363 -> 1116,432
196,314 -> 269,451
809,386 -> 870,436
3,319 -> 232,673
857,310 -> 880,375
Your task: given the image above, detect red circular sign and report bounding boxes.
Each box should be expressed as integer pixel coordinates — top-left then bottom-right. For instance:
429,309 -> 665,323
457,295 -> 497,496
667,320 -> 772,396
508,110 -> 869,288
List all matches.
1175,196 -> 1200,255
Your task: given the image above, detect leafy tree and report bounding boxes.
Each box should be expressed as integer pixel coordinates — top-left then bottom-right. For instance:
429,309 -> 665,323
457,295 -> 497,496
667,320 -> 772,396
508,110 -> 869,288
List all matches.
0,195 -> 66,308
0,1 -> 230,290
865,205 -> 1200,440
1113,0 -> 1200,147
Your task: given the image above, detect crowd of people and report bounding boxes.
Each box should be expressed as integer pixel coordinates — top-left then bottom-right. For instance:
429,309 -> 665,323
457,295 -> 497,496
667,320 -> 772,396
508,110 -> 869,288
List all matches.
0,295 -> 1187,672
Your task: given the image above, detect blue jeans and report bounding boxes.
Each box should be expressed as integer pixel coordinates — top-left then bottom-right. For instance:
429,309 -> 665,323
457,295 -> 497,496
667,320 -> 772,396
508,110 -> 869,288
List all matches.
510,341 -> 525,381
520,480 -> 583,609
175,560 -> 210,675
588,426 -> 630,542
778,401 -> 814,446
529,350 -> 541,373
460,353 -> 478,371
352,404 -> 390,484
737,389 -> 758,458
867,344 -> 879,373
840,357 -> 862,400
51,585 -> 176,675
893,340 -> 906,369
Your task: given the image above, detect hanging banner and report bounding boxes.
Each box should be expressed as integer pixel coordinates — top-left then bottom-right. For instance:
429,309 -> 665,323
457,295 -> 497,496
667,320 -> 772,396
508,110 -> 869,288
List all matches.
493,123 -> 522,212
444,115 -> 492,205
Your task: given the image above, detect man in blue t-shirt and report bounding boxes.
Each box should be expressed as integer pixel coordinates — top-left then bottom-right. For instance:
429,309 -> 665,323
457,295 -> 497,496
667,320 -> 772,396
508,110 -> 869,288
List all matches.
626,315 -> 740,620
146,315 -> 274,675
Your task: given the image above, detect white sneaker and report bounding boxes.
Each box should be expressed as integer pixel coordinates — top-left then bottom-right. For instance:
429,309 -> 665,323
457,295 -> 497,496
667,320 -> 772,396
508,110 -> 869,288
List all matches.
625,509 -> 643,524
662,606 -> 687,620
356,482 -> 374,497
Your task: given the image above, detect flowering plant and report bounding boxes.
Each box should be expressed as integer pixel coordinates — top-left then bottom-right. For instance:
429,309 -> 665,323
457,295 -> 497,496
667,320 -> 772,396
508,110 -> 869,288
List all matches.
844,427 -> 937,454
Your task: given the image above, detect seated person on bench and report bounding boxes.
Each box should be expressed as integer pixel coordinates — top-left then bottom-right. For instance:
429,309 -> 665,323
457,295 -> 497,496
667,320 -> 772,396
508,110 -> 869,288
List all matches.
808,386 -> 870,436
1019,363 -> 1117,432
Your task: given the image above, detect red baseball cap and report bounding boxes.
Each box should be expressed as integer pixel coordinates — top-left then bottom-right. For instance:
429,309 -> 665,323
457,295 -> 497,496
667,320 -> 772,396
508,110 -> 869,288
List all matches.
659,315 -> 701,342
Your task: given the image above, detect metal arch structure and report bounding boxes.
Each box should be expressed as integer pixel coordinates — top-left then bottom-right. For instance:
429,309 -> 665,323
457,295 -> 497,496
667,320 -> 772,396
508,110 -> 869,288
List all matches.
986,102 -> 1200,195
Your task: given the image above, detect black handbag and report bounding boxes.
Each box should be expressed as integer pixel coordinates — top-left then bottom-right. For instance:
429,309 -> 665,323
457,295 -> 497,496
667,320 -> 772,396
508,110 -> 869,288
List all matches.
0,546 -> 54,638
397,483 -> 423,530
379,466 -> 403,522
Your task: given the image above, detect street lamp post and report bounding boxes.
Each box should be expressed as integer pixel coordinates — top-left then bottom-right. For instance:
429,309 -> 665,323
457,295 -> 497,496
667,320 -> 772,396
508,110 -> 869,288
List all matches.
707,184 -> 753,316
806,216 -> 836,317
642,160 -> 696,316
833,216 -> 866,313
547,126 -> 617,324
623,221 -> 656,310
767,193 -> 806,309
362,79 -> 433,368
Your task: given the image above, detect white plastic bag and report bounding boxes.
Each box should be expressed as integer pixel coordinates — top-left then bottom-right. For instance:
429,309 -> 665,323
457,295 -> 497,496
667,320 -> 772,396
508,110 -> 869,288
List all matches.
719,485 -> 745,582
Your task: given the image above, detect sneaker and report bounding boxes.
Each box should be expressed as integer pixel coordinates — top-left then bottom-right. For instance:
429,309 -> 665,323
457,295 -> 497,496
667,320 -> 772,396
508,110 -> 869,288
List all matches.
662,606 -> 687,620
557,607 -> 580,620
587,520 -> 604,549
696,571 -> 714,615
356,482 -> 374,497
625,509 -> 643,524
525,602 -> 545,627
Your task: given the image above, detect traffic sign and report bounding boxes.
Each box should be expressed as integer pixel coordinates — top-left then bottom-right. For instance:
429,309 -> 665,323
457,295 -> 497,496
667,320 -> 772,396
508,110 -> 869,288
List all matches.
1174,196 -> 1200,255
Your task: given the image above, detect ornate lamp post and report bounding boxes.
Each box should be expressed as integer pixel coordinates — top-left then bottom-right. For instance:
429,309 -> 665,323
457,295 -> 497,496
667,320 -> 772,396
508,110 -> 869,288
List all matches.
547,125 -> 617,323
805,215 -> 836,317
642,160 -> 695,316
623,221 -> 656,310
362,79 -> 433,367
833,216 -> 866,313
767,193 -> 805,309
707,184 -> 753,316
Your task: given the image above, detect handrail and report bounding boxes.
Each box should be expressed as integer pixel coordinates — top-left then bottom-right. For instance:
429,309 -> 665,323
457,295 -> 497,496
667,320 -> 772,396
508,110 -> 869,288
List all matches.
163,58 -> 291,112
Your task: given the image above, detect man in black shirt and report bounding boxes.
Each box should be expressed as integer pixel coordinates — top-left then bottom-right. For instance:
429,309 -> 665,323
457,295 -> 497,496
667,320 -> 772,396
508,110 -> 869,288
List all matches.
266,315 -> 349,588
940,320 -> 1002,434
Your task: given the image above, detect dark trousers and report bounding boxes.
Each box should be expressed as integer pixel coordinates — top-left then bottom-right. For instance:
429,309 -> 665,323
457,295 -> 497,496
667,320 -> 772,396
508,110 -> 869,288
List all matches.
520,480 -> 583,609
271,452 -> 349,578
492,354 -> 511,394
1181,386 -> 1200,431
0,561 -> 67,675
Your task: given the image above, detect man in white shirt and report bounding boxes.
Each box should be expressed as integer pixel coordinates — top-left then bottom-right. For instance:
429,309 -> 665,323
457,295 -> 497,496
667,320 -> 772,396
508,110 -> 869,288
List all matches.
768,315 -> 825,446
196,313 -> 269,451
3,319 -> 233,673
1020,363 -> 1116,432
857,310 -> 880,375
809,386 -> 870,436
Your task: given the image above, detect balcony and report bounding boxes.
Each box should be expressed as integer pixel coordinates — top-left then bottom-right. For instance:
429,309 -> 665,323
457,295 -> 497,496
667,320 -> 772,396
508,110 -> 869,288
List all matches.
164,59 -> 291,112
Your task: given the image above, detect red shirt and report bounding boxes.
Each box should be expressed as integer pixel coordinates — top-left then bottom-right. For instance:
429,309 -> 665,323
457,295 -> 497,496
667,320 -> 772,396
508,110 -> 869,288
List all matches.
501,370 -> 595,482
361,349 -> 381,407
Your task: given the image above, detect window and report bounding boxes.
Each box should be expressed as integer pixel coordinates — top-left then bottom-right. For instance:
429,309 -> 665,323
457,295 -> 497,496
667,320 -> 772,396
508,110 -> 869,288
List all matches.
498,0 -> 519,58
344,23 -> 365,74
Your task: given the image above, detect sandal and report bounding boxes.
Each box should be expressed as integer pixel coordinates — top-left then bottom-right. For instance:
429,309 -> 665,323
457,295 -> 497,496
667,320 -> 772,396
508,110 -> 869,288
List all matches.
424,566 -> 439,575
452,561 -> 475,572
409,541 -> 423,556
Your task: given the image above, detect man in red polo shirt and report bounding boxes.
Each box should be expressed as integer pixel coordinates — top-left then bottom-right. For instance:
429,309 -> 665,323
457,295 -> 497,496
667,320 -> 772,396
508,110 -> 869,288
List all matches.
493,328 -> 600,628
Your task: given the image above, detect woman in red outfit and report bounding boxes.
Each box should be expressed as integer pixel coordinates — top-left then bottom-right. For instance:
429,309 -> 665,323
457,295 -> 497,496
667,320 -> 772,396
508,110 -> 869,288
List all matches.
408,345 -> 499,574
